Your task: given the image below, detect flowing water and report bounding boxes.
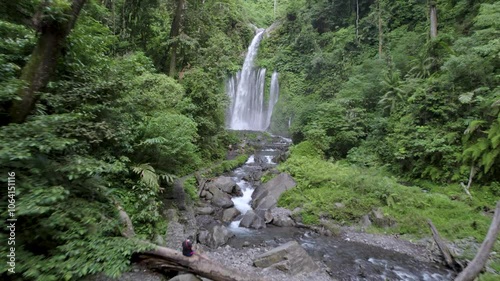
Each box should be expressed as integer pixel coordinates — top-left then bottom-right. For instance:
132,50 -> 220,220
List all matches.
223,25 -> 453,281
222,135 -> 454,281
226,30 -> 279,131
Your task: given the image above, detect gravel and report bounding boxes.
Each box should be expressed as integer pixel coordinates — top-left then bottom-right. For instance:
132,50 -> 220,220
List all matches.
205,245 -> 337,281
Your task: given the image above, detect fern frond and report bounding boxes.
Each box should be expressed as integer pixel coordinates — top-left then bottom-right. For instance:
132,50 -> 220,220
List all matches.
140,137 -> 168,146
459,92 -> 474,104
159,174 -> 176,184
464,120 -> 486,135
131,163 -> 160,191
482,147 -> 500,173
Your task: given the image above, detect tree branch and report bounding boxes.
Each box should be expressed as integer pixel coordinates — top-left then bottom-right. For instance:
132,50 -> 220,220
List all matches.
455,201 -> 500,281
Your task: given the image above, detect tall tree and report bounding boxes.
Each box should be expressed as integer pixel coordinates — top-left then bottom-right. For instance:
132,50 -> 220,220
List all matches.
430,1 -> 438,38
378,0 -> 383,58
169,0 -> 186,77
8,0 -> 87,123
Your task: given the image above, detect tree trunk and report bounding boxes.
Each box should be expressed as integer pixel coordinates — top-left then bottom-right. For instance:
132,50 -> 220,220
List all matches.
356,0 -> 359,42
427,219 -> 461,271
168,0 -> 185,77
378,0 -> 383,58
274,0 -> 277,19
455,201 -> 500,281
117,206 -> 268,281
8,0 -> 87,124
430,2 -> 438,38
137,247 -> 269,281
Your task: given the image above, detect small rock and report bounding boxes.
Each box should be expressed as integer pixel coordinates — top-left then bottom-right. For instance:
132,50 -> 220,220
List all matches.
169,274 -> 201,281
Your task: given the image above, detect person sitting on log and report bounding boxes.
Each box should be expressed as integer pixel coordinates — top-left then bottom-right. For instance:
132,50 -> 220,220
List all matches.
182,238 -> 194,257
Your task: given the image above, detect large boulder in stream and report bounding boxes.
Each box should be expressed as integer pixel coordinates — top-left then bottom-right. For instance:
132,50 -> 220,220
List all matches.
251,173 -> 296,211
207,176 -> 240,195
253,241 -> 319,274
270,208 -> 296,227
208,185 -> 234,208
221,207 -> 241,222
197,225 -> 234,248
239,210 -> 266,229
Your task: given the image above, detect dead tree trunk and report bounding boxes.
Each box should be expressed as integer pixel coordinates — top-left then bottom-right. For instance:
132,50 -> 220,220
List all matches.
455,201 -> 500,281
430,2 -> 438,38
377,0 -> 383,58
356,0 -> 359,42
427,219 -> 461,271
138,247 -> 268,281
8,0 -> 87,123
117,206 -> 267,281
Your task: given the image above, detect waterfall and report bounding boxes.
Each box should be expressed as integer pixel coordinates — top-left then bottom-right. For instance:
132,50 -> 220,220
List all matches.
226,29 -> 279,131
265,71 -> 279,130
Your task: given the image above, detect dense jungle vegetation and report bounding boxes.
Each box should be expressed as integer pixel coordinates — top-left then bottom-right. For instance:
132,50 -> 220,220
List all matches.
0,0 -> 498,280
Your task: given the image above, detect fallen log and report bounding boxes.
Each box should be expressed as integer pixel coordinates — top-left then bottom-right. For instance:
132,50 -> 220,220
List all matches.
454,201 -> 500,281
427,219 -> 462,271
137,246 -> 268,281
117,205 -> 268,281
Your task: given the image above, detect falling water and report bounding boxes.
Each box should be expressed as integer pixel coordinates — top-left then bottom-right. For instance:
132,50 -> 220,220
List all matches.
226,29 -> 279,131
265,71 -> 279,130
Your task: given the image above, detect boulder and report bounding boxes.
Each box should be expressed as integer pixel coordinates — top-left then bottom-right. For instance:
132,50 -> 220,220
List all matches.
239,210 -> 266,229
198,225 -> 234,248
270,208 -> 295,227
196,206 -> 214,215
253,241 -> 319,274
204,192 -> 213,200
232,184 -> 243,197
208,185 -> 234,208
369,208 -> 395,228
168,274 -> 201,281
252,173 -> 296,211
242,167 -> 263,183
209,176 -> 236,194
221,208 -> 241,223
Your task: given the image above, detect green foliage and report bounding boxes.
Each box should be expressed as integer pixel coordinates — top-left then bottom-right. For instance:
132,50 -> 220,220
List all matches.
183,176 -> 199,202
278,149 -> 494,241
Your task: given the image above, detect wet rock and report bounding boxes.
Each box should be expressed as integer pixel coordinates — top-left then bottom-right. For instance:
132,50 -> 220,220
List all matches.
252,173 -> 296,211
369,208 -> 395,228
239,210 -> 266,229
221,208 -> 241,223
208,185 -> 234,208
253,241 -> 319,274
232,184 -> 243,197
168,274 -> 201,281
360,214 -> 372,228
208,176 -> 236,194
195,215 -> 218,229
204,192 -> 213,200
242,167 -> 263,182
196,206 -> 214,215
270,208 -> 296,227
198,225 -> 234,248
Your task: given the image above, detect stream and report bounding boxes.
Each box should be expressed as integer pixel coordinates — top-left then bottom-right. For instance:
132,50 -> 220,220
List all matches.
223,135 -> 455,281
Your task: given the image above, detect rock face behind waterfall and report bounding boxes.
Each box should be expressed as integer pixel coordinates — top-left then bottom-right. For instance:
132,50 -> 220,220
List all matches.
251,173 -> 296,213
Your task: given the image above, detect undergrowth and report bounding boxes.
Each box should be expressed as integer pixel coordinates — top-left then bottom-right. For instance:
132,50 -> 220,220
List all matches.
278,141 -> 497,242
